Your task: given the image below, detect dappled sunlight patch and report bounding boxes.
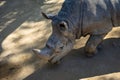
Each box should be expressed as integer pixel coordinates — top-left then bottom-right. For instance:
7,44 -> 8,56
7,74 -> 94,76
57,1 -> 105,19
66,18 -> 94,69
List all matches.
80,72 -> 120,80
15,65 -> 35,80
8,53 -> 33,65
2,11 -> 18,19
0,0 -> 64,79
0,52 -> 33,68
0,18 -> 16,31
46,6 -> 62,13
2,20 -> 51,53
11,60 -> 48,80
0,64 -> 35,80
0,51 -> 47,79
4,18 -> 16,26
105,27 -> 120,39
41,0 -> 64,14
0,11 -> 52,78
0,56 -> 21,79
44,0 -> 64,4
0,0 -> 6,7
0,56 -> 48,80
0,51 -> 47,80
74,36 -> 89,49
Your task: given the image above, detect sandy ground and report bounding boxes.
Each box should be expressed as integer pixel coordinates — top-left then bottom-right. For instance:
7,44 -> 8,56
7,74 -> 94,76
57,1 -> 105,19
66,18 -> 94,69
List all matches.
0,0 -> 120,80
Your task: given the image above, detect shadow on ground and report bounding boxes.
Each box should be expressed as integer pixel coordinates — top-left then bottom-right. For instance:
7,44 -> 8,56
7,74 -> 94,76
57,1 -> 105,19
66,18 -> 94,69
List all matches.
0,0 -> 45,53
24,38 -> 120,80
0,0 -> 64,80
0,0 -> 120,80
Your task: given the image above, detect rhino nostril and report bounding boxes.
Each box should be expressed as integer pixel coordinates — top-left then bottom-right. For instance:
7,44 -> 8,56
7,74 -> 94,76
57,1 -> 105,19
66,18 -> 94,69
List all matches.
46,44 -> 51,48
60,46 -> 64,49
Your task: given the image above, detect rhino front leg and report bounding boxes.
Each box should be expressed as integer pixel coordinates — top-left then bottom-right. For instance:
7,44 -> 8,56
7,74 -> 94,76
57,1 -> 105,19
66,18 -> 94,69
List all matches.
85,34 -> 107,57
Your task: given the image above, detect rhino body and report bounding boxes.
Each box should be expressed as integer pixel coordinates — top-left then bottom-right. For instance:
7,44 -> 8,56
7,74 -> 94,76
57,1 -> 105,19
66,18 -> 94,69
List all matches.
33,0 -> 120,64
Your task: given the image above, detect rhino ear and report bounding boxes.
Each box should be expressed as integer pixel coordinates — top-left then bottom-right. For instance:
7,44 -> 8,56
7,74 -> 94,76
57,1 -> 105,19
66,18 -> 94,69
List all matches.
41,12 -> 54,19
59,21 -> 68,31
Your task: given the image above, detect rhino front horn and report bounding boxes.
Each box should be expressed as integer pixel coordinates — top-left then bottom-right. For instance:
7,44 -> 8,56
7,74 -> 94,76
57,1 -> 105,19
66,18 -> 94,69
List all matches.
32,49 -> 50,60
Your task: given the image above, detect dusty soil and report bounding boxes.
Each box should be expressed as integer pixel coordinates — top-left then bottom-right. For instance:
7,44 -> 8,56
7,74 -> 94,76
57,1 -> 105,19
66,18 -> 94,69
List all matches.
0,0 -> 120,80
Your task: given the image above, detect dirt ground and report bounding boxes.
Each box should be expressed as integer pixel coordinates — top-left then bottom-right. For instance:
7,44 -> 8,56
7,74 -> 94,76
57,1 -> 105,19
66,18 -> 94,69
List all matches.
0,0 -> 120,80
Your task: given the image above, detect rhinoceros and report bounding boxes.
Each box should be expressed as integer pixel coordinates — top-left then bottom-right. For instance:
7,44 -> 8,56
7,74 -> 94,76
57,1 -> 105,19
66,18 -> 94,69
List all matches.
33,0 -> 120,64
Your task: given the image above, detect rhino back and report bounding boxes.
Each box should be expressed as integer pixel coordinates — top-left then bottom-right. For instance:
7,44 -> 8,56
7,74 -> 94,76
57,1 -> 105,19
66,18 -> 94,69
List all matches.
82,0 -> 111,36
57,0 -> 120,37
110,0 -> 120,26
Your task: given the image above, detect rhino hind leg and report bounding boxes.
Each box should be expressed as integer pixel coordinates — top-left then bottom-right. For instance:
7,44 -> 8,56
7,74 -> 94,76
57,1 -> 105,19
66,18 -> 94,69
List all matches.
85,34 -> 107,57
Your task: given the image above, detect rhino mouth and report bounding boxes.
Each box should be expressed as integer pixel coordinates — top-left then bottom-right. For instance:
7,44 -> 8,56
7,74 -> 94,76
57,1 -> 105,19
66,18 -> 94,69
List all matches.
33,49 -> 73,65
32,40 -> 74,64
32,49 -> 67,64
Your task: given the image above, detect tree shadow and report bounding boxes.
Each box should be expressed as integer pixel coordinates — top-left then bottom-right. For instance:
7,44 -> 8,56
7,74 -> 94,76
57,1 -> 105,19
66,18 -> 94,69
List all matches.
0,0 -> 45,53
0,52 -> 43,79
0,0 -> 64,79
24,38 -> 120,80
0,0 -> 120,80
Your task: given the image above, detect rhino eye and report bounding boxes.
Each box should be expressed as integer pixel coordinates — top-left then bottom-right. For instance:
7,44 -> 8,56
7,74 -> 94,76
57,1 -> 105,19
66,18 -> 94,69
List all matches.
59,24 -> 66,31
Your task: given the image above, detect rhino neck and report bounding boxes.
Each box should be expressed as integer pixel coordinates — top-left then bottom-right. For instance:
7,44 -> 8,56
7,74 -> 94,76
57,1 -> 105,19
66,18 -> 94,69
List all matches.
58,0 -> 84,39
56,15 -> 82,40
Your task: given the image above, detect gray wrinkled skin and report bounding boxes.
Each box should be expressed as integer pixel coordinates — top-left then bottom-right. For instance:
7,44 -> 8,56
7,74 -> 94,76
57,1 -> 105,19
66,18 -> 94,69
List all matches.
33,0 -> 120,64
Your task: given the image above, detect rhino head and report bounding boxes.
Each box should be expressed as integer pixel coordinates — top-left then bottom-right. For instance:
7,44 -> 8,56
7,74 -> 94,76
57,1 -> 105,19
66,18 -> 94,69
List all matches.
33,12 -> 77,64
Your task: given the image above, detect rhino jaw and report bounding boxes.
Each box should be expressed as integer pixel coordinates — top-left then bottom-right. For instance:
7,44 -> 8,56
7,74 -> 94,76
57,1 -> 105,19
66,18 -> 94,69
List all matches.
32,49 -> 62,64
32,49 -> 50,60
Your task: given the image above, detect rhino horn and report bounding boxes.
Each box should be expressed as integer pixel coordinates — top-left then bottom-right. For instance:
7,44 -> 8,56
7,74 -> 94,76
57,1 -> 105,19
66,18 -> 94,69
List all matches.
32,49 -> 50,60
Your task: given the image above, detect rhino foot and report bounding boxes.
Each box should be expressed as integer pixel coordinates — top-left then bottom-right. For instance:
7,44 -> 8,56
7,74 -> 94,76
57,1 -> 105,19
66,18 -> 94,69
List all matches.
85,49 -> 98,57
